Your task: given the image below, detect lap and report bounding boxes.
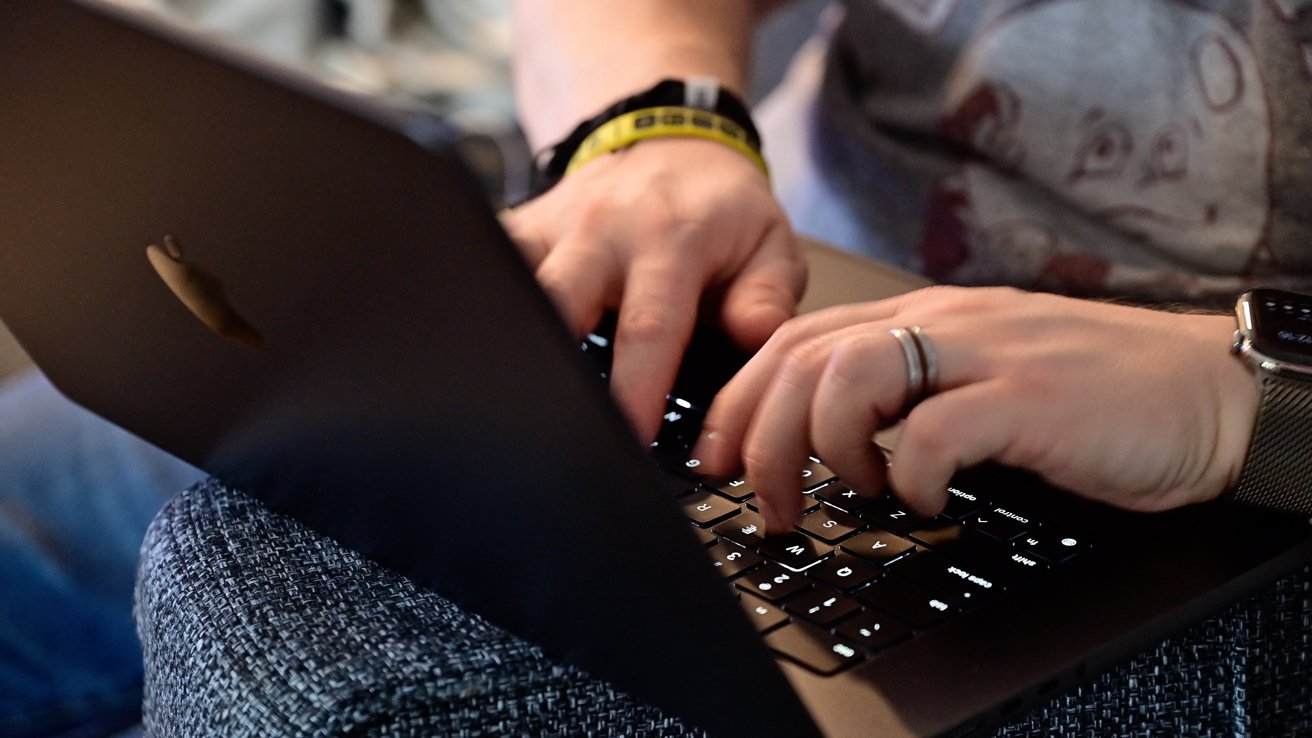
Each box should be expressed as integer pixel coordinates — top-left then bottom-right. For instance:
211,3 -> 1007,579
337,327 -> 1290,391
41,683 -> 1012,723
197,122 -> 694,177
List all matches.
0,369 -> 201,737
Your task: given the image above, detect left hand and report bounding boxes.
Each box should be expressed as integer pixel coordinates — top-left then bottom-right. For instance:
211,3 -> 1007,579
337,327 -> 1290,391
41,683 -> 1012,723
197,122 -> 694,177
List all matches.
691,286 -> 1260,534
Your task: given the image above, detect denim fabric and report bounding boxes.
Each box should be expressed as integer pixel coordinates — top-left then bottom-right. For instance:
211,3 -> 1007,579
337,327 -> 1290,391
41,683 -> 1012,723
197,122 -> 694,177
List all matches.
0,370 -> 201,738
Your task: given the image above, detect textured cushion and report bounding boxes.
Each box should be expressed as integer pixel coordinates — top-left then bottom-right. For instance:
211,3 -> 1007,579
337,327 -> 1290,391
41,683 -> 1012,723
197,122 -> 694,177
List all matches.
137,481 -> 1312,736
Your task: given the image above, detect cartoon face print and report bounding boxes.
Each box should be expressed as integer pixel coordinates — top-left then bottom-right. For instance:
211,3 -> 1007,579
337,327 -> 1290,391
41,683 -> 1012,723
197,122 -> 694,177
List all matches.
930,0 -> 1271,289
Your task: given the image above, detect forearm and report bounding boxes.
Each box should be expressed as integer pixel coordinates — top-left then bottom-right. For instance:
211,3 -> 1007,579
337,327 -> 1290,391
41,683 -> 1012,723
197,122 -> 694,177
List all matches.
512,0 -> 770,150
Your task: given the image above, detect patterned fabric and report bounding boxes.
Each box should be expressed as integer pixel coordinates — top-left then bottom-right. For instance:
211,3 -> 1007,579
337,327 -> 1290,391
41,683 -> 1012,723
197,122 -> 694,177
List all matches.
788,0 -> 1312,305
137,481 -> 1312,736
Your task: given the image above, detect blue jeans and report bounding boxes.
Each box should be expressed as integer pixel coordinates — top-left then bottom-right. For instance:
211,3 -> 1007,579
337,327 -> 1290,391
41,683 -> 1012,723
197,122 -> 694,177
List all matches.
0,370 -> 202,738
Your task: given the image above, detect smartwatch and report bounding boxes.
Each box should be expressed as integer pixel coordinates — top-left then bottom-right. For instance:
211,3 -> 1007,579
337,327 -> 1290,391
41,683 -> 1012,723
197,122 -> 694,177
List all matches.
1230,288 -> 1312,516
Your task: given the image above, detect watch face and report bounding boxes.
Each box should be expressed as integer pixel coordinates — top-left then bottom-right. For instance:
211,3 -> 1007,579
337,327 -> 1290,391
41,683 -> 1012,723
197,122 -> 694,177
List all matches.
1244,288 -> 1312,366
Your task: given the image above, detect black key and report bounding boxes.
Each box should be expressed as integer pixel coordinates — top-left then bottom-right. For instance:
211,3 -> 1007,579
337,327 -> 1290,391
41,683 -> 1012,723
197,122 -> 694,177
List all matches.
801,459 -> 837,491
860,497 -> 928,534
808,554 -> 883,592
813,483 -> 876,513
738,594 -> 789,632
736,562 -> 812,602
671,454 -> 711,480
706,542 -> 763,578
968,506 -> 1035,541
715,511 -> 767,549
906,517 -> 969,550
764,622 -> 865,676
747,494 -> 820,516
713,477 -> 755,502
985,549 -> 1048,588
797,506 -> 866,544
1016,532 -> 1087,563
888,551 -> 999,609
758,532 -> 833,572
784,589 -> 862,626
692,526 -> 718,547
855,576 -> 954,629
940,485 -> 985,521
680,490 -> 740,528
836,611 -> 913,652
840,531 -> 916,566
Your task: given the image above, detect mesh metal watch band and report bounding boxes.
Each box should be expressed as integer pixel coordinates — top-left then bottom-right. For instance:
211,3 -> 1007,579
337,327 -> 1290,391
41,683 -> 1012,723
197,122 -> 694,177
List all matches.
1232,371 -> 1312,516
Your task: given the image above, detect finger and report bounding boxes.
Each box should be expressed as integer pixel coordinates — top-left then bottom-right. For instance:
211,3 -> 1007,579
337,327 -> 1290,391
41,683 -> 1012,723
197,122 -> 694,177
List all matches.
499,204 -> 552,269
534,239 -> 619,340
609,256 -> 704,444
740,337 -> 831,534
694,306 -> 899,478
889,379 -> 1021,516
718,222 -> 807,350
808,329 -> 912,498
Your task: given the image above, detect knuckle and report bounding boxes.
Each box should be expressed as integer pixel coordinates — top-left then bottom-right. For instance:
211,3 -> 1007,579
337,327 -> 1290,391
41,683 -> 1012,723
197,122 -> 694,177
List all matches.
619,304 -> 678,342
777,339 -> 828,389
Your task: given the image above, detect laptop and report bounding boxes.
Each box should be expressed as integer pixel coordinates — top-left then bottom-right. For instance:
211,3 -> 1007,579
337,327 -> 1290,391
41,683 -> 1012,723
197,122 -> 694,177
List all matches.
2,2 -> 1311,736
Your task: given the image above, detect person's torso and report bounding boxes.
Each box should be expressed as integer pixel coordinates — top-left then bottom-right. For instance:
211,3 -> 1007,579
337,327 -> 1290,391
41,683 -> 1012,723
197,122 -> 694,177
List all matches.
827,0 -> 1312,303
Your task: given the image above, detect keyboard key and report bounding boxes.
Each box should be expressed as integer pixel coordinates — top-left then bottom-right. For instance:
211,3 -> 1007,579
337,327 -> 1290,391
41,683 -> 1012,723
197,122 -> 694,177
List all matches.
1016,532 -> 1087,563
713,477 -> 755,502
738,594 -> 789,632
758,532 -> 833,572
764,622 -> 865,676
808,554 -> 883,592
784,589 -> 862,626
940,486 -> 985,521
797,505 -> 866,544
907,517 -> 970,550
715,511 -> 767,548
968,506 -> 1035,541
706,542 -> 763,578
836,611 -> 913,652
984,549 -> 1048,588
860,497 -> 929,534
680,490 -> 740,528
888,551 -> 998,609
747,494 -> 820,516
840,531 -> 916,566
692,526 -> 718,547
801,459 -> 837,491
736,562 -> 812,602
813,483 -> 876,513
855,577 -> 954,630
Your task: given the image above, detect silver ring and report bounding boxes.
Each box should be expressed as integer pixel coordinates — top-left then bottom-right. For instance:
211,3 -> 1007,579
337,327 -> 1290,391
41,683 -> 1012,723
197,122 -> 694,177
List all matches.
888,327 -> 925,413
910,326 -> 939,397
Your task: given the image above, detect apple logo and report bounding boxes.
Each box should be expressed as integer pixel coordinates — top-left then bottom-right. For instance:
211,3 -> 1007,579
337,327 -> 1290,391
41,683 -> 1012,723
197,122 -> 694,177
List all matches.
146,235 -> 265,348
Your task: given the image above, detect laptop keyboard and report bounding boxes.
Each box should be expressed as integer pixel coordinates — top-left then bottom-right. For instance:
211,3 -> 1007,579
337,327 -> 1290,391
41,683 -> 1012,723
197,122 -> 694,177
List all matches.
582,332 -> 1091,677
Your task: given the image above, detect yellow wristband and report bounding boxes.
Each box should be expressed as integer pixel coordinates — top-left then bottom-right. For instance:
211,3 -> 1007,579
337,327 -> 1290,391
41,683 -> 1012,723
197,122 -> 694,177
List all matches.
564,106 -> 769,181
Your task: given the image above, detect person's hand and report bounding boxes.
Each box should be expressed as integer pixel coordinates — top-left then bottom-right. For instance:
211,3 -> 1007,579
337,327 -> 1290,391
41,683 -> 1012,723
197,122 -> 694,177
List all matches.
503,138 -> 806,443
691,286 -> 1260,533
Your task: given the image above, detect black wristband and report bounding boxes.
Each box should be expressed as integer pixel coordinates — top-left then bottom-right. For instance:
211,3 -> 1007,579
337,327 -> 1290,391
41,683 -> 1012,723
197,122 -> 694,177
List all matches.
529,78 -> 760,197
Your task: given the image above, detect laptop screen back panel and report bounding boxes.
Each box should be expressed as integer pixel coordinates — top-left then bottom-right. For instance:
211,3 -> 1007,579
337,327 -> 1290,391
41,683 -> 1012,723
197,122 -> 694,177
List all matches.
0,2 -> 819,735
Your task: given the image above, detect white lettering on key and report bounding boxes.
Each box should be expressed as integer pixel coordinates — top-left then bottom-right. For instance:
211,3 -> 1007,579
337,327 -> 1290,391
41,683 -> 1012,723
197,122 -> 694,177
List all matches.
948,487 -> 976,501
871,541 -> 888,550
832,644 -> 857,658
1011,554 -> 1038,568
929,599 -> 949,612
786,545 -> 806,556
836,567 -> 854,577
993,508 -> 1029,524
696,503 -> 712,512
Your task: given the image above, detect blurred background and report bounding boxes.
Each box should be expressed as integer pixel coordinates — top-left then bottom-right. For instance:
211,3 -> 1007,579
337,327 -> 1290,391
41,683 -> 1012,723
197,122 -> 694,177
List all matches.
0,0 -> 827,385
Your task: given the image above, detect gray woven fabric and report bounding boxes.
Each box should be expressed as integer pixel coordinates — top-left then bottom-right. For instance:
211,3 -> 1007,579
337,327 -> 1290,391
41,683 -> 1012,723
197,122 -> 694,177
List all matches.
137,481 -> 1312,737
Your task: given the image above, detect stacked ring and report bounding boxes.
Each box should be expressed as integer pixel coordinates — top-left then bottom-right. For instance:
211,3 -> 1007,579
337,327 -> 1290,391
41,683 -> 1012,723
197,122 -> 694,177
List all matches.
888,326 -> 940,415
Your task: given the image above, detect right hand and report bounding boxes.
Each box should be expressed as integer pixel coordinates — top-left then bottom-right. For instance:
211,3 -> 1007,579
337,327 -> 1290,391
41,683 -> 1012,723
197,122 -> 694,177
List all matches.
502,137 -> 806,443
